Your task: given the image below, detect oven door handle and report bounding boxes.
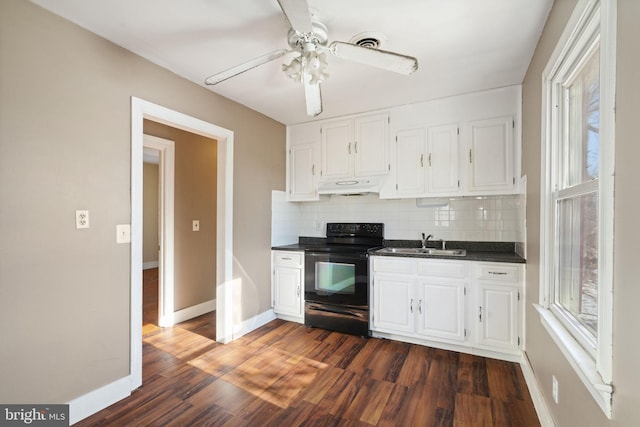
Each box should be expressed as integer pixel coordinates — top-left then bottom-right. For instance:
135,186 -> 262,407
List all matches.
306,304 -> 367,319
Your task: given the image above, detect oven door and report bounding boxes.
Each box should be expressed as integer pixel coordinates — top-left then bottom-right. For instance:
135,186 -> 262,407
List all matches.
304,251 -> 368,309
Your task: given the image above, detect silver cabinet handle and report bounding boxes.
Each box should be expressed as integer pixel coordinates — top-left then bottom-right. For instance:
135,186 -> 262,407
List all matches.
420,154 -> 424,167
410,299 -> 414,313
469,149 -> 473,163
348,142 -> 352,154
428,153 -> 432,167
418,300 -> 422,314
354,141 -> 358,153
296,285 -> 300,297
479,306 -> 483,322
489,271 -> 507,275
312,164 -> 315,175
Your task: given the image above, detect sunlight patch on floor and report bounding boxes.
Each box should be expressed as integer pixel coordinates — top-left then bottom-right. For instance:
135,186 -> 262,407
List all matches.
189,345 -> 328,408
144,327 -> 216,360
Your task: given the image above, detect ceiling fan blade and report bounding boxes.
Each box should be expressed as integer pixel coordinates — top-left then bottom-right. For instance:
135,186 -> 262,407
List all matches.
205,49 -> 289,85
303,73 -> 322,117
328,41 -> 419,75
277,0 -> 313,34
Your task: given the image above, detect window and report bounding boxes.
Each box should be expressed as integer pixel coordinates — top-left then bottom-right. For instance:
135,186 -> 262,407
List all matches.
538,0 -> 615,418
553,40 -> 600,353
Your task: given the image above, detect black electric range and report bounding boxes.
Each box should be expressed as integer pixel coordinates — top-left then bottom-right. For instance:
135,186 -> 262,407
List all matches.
302,222 -> 384,336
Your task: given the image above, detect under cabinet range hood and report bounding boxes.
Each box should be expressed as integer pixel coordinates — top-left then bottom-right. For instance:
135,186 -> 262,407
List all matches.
317,178 -> 380,195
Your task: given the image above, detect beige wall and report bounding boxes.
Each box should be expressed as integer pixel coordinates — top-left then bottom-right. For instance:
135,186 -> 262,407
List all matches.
143,162 -> 159,264
0,0 -> 285,404
522,0 -> 640,425
143,120 -> 217,310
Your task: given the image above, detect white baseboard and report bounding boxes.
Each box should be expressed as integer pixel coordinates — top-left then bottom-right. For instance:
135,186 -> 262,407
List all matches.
68,375 -> 133,425
142,261 -> 159,270
520,353 -> 555,427
173,299 -> 216,324
232,309 -> 277,340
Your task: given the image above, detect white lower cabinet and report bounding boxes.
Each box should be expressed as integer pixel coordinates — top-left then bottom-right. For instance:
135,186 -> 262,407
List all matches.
371,257 -> 468,344
473,262 -> 522,353
371,256 -> 523,361
272,251 -> 304,323
372,272 -> 415,335
417,279 -> 466,342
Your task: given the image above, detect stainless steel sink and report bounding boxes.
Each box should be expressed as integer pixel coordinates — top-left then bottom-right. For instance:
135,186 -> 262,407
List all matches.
375,247 -> 466,257
422,248 -> 466,256
376,247 -> 425,255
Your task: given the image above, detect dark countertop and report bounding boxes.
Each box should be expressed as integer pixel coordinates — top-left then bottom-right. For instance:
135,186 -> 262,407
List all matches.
271,243 -> 308,251
272,238 -> 526,264
369,248 -> 525,264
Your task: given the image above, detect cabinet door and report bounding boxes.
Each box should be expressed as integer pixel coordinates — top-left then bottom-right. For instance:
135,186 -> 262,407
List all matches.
372,273 -> 415,334
289,143 -> 318,201
467,116 -> 514,193
354,113 -> 389,176
321,120 -> 353,179
427,124 -> 460,194
394,128 -> 425,196
417,279 -> 466,342
273,265 -> 302,317
475,283 -> 519,351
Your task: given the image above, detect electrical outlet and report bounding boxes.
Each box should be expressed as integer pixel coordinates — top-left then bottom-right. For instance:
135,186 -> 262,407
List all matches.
75,210 -> 90,229
192,220 -> 200,231
552,375 -> 559,404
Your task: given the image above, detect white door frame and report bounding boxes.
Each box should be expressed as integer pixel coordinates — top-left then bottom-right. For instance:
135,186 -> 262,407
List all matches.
143,134 -> 175,327
131,97 -> 234,390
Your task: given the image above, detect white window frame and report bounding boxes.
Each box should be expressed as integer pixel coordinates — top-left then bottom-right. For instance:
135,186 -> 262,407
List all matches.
537,0 -> 615,418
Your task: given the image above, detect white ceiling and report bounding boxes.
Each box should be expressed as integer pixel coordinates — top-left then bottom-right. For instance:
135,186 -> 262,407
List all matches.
30,0 -> 553,125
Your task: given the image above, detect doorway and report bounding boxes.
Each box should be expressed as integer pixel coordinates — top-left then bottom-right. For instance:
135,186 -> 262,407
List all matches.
142,134 -> 175,328
130,97 -> 235,391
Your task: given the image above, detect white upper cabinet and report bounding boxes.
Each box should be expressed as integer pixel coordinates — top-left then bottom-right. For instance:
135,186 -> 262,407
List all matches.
289,143 -> 318,200
287,122 -> 320,201
427,124 -> 461,194
321,112 -> 389,180
287,86 -> 522,200
320,119 -> 352,179
467,116 -> 515,193
390,123 -> 460,198
394,128 -> 425,196
353,113 -> 389,176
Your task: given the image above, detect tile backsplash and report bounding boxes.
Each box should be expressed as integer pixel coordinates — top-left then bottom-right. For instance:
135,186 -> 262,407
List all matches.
272,191 -> 526,250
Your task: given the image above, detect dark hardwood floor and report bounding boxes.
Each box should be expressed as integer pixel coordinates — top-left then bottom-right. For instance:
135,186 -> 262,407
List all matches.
76,268 -> 540,426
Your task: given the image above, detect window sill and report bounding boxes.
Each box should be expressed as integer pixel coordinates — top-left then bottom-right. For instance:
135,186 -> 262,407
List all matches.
534,304 -> 612,418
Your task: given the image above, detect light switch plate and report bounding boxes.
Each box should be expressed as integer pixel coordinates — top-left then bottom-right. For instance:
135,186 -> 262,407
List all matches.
192,220 -> 200,231
116,224 -> 131,244
75,210 -> 90,229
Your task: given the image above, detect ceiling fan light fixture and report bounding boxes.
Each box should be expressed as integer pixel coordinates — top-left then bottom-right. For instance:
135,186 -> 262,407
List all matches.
305,51 -> 329,84
283,50 -> 328,85
282,55 -> 304,81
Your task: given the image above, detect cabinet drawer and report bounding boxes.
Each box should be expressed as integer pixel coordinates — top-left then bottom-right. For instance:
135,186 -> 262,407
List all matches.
372,256 -> 416,274
416,259 -> 468,278
273,251 -> 303,267
475,263 -> 519,282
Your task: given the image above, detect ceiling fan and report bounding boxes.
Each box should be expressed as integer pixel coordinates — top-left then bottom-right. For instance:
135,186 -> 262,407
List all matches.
204,0 -> 419,117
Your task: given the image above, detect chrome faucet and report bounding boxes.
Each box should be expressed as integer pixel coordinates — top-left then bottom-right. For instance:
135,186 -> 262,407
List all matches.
421,233 -> 433,248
